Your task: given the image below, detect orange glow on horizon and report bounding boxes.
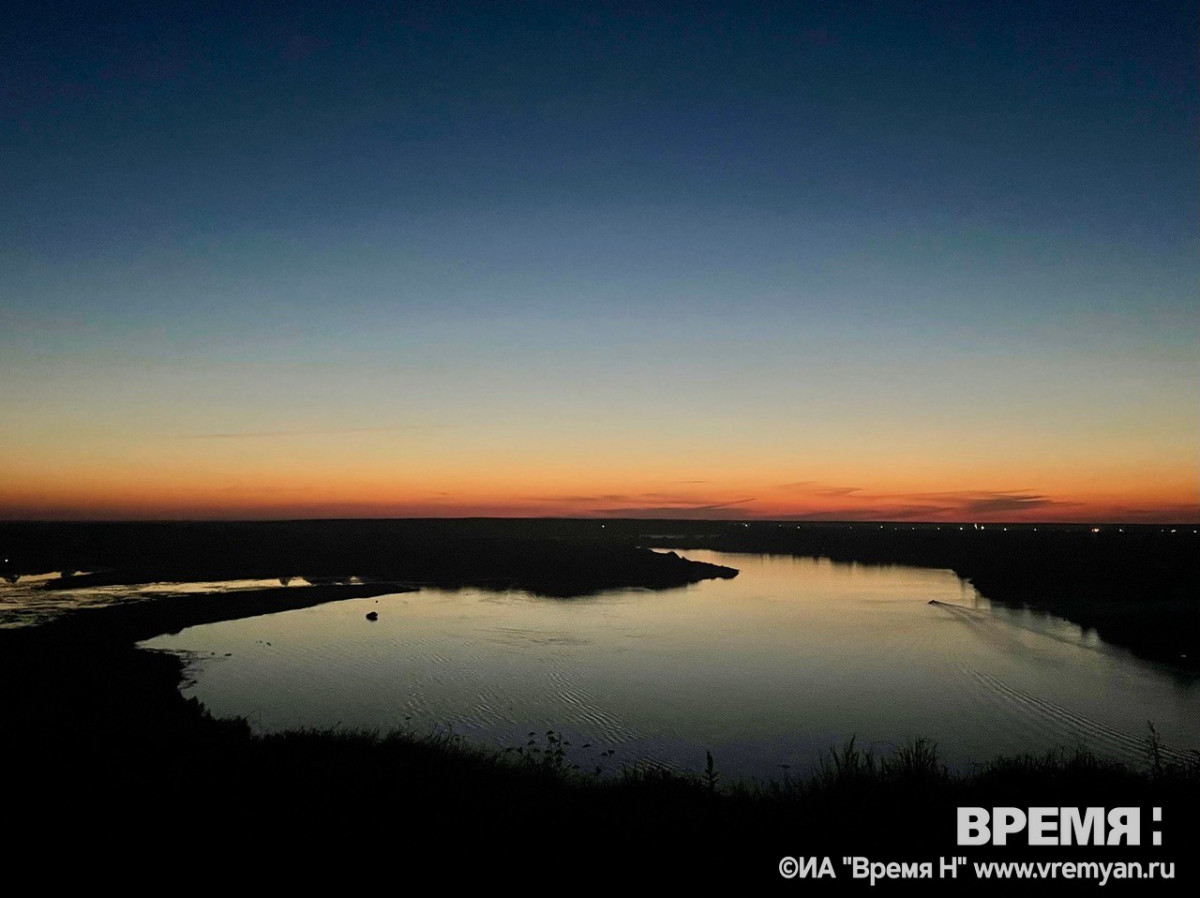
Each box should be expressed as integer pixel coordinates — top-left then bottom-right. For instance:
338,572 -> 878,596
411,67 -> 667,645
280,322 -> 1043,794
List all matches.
3,422 -> 1194,523
2,474 -> 1195,523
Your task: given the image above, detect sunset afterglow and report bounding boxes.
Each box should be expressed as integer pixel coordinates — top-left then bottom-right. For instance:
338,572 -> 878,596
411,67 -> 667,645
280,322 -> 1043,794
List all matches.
3,4 -> 1195,523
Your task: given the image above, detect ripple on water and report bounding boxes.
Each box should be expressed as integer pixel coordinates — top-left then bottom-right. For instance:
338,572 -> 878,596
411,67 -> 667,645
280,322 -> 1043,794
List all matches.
141,552 -> 1200,781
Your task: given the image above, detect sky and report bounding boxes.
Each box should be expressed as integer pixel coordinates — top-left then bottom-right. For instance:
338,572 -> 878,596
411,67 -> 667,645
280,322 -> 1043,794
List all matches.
2,1 -> 1196,522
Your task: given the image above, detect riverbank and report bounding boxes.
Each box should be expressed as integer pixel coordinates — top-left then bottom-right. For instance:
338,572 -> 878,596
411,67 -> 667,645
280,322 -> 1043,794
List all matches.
2,520 -> 1196,888
0,519 -> 739,598
6,673 -> 1198,889
0,535 -> 736,821
5,518 -> 1191,669
624,520 -> 1199,671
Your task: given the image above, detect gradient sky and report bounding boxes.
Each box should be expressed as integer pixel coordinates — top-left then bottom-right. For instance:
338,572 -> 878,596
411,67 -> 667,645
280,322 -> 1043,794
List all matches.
3,1 -> 1196,522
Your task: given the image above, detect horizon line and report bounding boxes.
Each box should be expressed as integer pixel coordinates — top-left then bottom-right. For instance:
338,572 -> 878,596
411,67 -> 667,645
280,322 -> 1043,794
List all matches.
1,515 -> 1196,528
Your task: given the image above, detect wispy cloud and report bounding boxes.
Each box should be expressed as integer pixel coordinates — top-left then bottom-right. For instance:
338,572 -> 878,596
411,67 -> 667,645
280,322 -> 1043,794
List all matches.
527,494 -> 643,504
530,491 -> 725,505
772,487 -> 1080,521
957,492 -> 1059,514
175,425 -> 449,440
780,503 -> 954,521
212,484 -> 314,494
597,498 -> 758,518
776,481 -> 861,496
530,484 -> 1080,521
897,490 -> 1077,515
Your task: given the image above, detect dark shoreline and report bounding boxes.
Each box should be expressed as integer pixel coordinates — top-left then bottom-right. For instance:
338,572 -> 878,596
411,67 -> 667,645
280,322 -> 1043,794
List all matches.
631,520 -> 1199,672
0,530 -> 738,769
3,517 -> 1195,667
1,518 -> 1196,887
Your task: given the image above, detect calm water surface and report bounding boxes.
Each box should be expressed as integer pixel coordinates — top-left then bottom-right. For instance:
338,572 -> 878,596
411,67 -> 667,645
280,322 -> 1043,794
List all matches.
142,551 -> 1198,781
0,574 -> 288,628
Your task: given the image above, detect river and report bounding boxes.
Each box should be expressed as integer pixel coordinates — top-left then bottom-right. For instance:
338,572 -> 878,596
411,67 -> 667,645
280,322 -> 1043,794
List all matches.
141,550 -> 1198,782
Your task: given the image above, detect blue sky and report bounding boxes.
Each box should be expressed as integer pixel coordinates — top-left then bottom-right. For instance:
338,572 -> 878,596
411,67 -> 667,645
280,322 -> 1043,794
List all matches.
2,1 -> 1196,520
